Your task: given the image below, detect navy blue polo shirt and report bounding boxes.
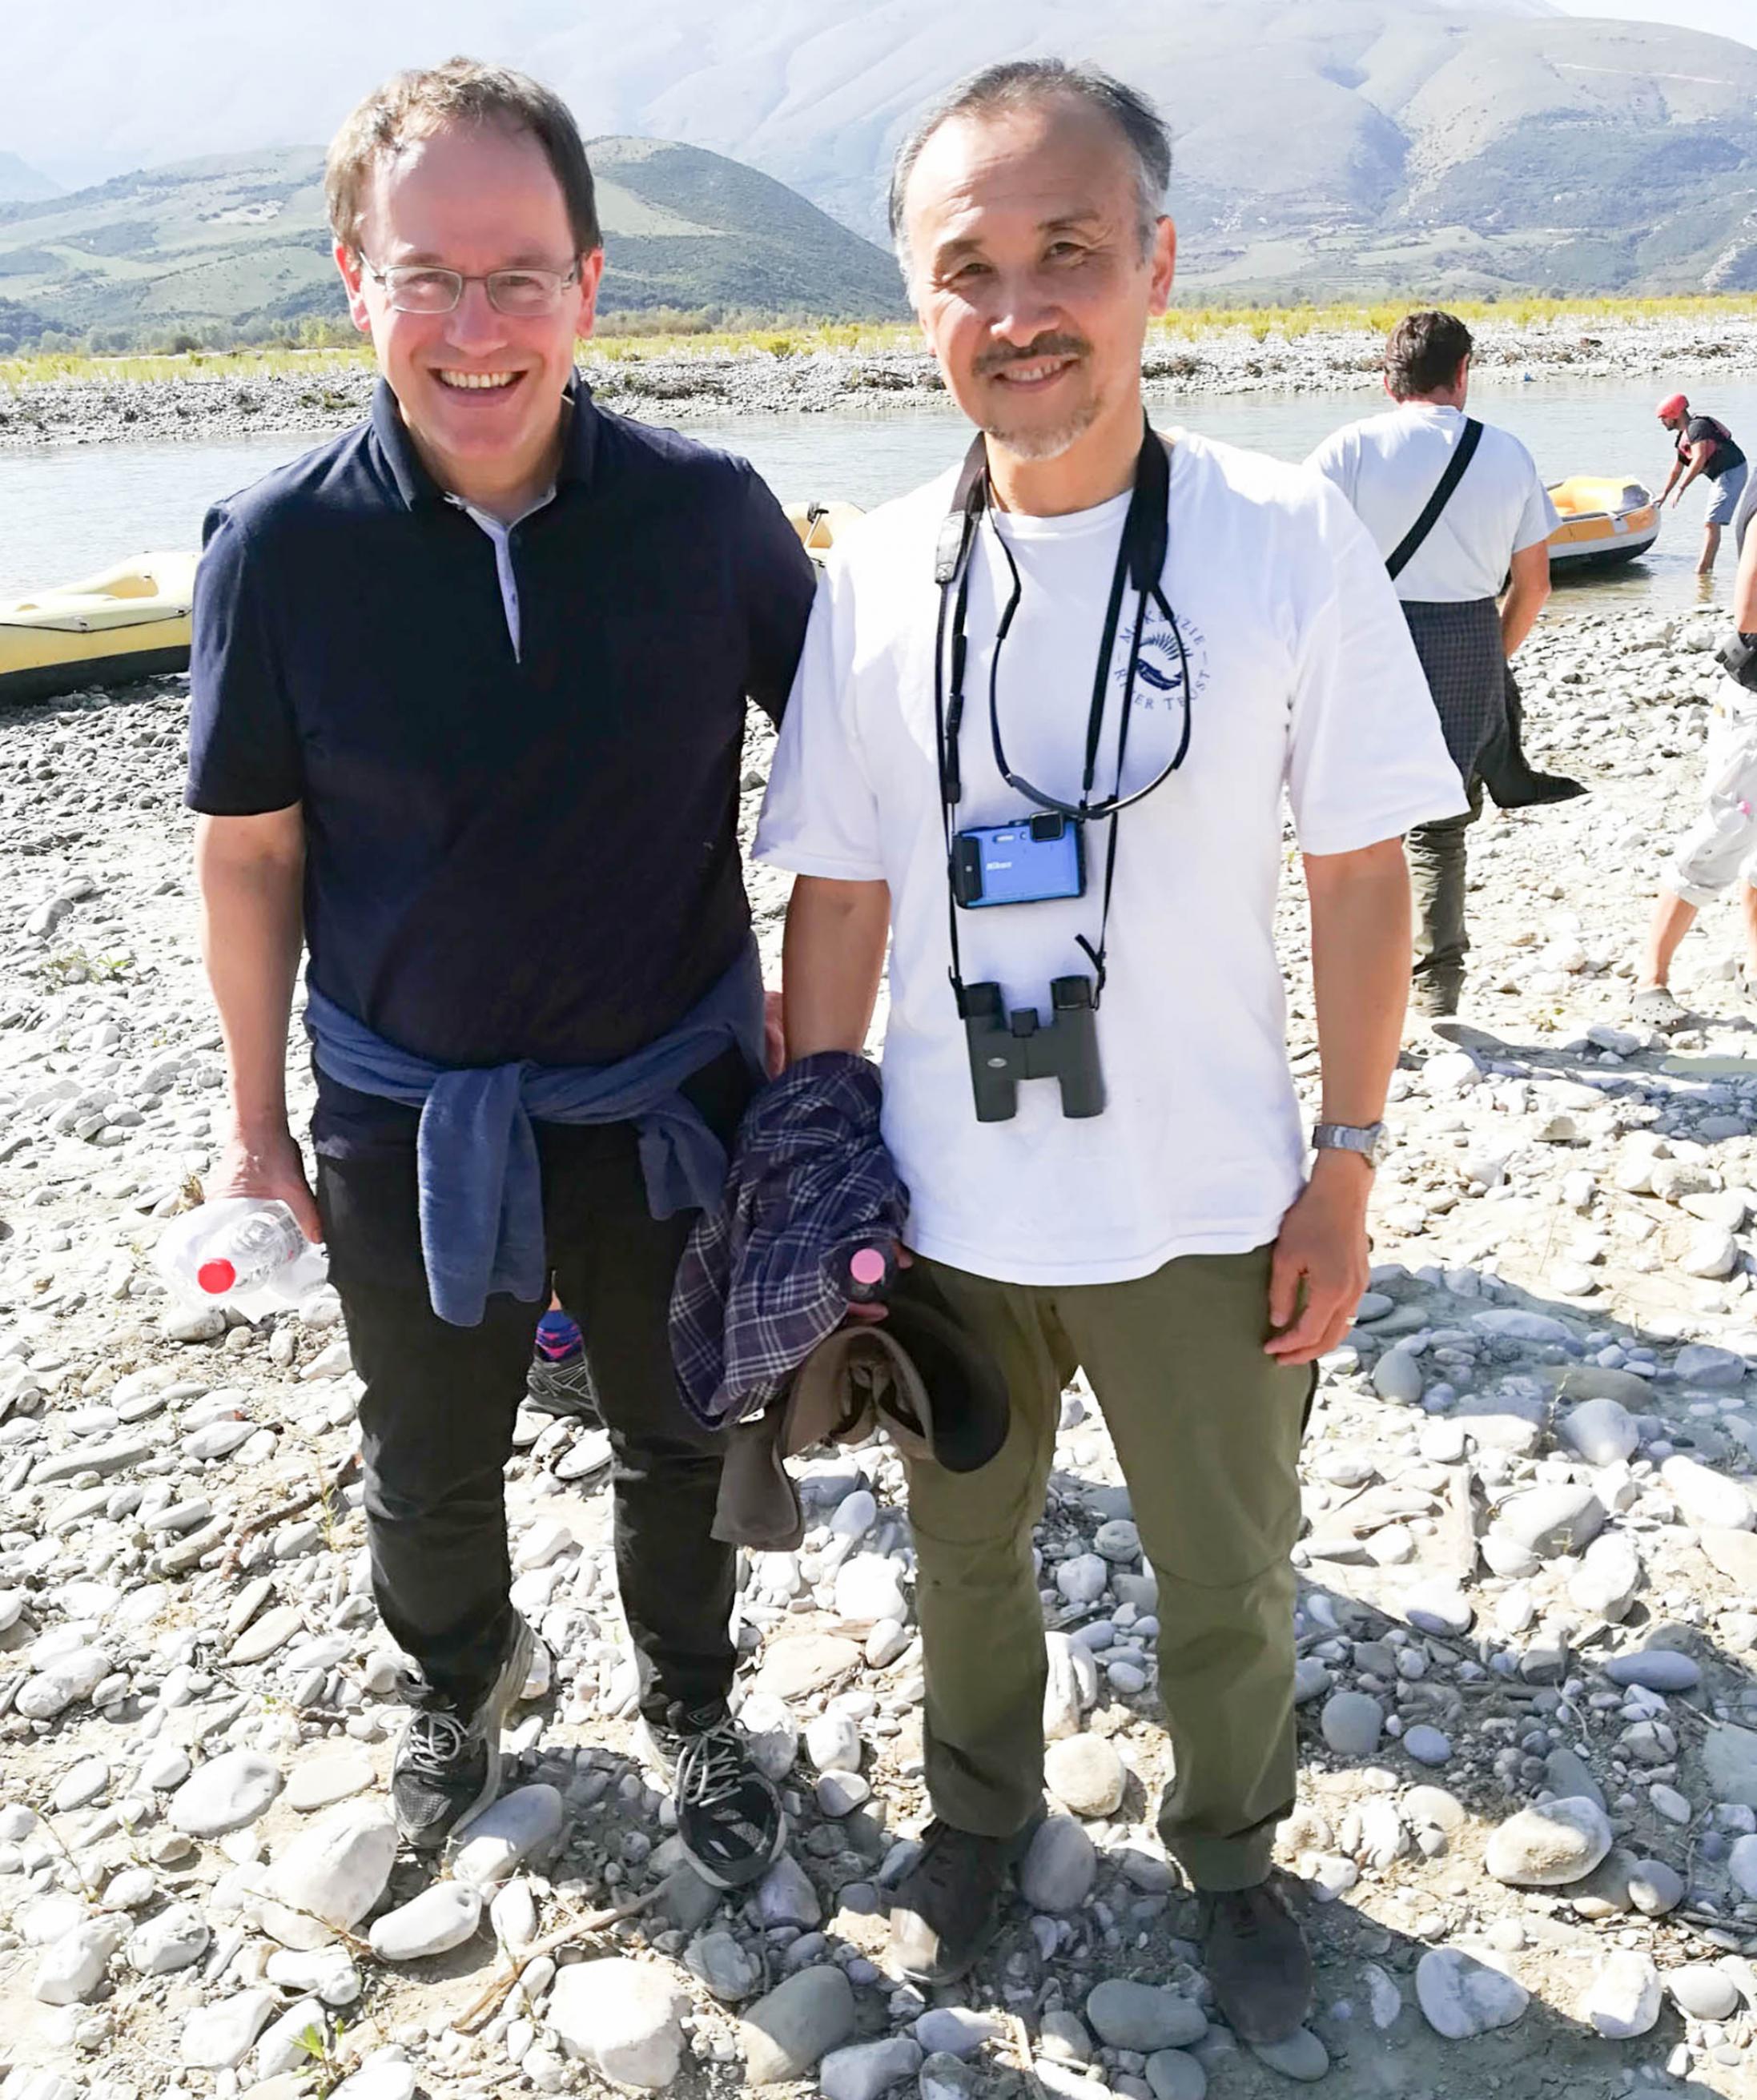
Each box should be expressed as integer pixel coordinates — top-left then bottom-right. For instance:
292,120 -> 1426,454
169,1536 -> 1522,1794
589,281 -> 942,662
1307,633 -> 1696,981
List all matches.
187,378 -> 816,1077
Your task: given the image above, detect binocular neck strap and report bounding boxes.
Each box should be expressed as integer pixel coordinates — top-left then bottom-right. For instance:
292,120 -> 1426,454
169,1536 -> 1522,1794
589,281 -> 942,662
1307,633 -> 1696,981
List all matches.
932,418 -> 1177,1010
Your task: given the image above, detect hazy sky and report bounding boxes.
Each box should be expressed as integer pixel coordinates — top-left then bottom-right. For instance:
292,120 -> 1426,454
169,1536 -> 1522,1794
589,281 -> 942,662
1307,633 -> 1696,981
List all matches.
1552,0 -> 1751,35
2,0 -> 1751,190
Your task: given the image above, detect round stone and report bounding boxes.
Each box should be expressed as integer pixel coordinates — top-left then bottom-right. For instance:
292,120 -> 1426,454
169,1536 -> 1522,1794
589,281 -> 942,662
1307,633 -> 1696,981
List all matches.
1084,1981 -> 1206,2053
1605,1648 -> 1701,1692
1416,1948 -> 1530,2038
1669,1964 -> 1741,2022
285,1749 -> 376,1813
1320,1690 -> 1384,1757
168,1749 -> 283,1837
1045,1734 -> 1127,1818
368,1881 -> 483,1961
1485,1797 -> 1613,1887
1019,1815 -> 1096,1914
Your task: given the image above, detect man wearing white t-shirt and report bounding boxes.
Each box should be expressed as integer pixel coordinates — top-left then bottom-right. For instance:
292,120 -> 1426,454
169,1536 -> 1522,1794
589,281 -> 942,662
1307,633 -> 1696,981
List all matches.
1308,311 -> 1557,1017
756,62 -> 1466,2044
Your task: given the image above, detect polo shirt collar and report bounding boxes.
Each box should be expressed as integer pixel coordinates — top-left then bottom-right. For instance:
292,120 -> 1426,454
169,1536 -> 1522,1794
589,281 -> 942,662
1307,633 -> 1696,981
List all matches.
370,371 -> 600,511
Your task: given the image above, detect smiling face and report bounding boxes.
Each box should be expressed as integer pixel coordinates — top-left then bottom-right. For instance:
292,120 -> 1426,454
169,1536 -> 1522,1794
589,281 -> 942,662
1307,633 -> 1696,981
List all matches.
336,118 -> 602,509
902,94 -> 1175,495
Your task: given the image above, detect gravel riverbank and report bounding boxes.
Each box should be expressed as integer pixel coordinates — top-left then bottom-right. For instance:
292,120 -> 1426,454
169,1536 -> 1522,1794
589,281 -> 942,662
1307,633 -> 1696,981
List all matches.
2,312 -> 1755,451
14,596 -> 1757,2098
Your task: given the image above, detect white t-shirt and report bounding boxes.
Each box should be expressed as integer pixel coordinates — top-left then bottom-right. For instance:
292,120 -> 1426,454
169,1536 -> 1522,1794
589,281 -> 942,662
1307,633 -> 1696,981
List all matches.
1305,403 -> 1558,603
754,430 -> 1469,1287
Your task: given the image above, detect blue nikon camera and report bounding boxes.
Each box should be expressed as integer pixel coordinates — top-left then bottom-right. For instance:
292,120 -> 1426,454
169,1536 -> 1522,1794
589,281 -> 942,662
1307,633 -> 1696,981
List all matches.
951,813 -> 1085,909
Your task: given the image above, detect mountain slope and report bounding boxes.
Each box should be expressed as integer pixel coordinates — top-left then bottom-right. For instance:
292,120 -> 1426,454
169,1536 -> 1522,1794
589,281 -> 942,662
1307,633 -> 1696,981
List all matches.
1,1 -> 1754,308
0,153 -> 58,204
0,137 -> 904,343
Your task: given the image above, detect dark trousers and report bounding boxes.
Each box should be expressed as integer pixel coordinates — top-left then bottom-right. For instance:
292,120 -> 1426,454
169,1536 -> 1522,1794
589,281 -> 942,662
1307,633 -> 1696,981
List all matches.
314,1048 -> 752,1723
1409,775 -> 1485,994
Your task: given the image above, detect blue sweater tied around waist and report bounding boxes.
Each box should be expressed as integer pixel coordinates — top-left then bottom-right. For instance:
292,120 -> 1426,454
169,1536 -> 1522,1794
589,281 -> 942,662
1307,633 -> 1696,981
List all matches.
304,942 -> 764,1327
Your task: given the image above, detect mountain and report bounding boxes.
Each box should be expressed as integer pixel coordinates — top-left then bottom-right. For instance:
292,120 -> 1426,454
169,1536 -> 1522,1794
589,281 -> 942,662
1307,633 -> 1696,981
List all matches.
0,136 -> 904,346
0,153 -> 58,204
1,2 -> 1754,311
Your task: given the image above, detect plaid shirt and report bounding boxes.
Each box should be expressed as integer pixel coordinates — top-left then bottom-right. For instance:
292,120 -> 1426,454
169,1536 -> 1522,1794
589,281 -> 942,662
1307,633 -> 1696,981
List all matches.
669,1050 -> 909,1427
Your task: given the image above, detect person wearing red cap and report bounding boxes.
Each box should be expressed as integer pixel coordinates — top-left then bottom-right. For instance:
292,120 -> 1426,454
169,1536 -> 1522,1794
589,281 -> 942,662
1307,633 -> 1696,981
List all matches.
1657,393 -> 1747,576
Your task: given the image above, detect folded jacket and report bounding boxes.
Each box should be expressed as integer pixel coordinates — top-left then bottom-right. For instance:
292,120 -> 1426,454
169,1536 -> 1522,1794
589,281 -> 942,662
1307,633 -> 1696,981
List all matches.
669,1050 -> 910,1427
304,942 -> 765,1327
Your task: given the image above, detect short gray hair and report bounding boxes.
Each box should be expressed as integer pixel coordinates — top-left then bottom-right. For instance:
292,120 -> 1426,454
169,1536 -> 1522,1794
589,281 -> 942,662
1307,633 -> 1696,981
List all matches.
887,60 -> 1171,277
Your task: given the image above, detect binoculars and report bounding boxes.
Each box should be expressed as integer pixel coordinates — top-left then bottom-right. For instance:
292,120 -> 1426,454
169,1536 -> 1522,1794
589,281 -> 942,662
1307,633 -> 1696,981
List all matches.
959,976 -> 1106,1122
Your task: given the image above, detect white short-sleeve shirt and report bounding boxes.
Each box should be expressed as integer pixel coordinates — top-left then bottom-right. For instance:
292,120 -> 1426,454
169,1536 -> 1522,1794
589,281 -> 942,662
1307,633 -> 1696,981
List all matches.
1305,402 -> 1558,603
754,430 -> 1469,1287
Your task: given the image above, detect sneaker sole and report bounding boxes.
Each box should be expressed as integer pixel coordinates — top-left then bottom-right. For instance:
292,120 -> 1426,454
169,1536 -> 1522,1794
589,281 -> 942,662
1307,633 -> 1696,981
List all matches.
397,1612 -> 534,1854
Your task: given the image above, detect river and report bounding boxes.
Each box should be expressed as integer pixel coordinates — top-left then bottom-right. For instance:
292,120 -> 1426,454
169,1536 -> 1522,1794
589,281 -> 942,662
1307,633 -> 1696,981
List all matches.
3,369 -> 1755,612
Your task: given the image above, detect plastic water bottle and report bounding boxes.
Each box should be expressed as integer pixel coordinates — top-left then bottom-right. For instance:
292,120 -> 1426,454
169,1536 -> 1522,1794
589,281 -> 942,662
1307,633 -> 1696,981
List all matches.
155,1198 -> 327,1314
843,1244 -> 895,1303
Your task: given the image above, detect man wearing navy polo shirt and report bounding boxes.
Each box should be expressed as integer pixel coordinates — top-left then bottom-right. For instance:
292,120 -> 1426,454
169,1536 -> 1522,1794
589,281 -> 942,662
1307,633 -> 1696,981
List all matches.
186,60 -> 815,1881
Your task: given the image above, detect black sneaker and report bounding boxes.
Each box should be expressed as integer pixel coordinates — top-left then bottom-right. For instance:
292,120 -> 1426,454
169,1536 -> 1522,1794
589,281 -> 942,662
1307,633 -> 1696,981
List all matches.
887,1815 -> 1040,1985
525,1349 -> 603,1425
390,1612 -> 534,1852
640,1703 -> 788,1890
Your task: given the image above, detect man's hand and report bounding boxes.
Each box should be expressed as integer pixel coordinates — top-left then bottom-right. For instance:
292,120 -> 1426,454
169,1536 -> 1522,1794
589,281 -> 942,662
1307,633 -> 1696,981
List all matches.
207,1122 -> 323,1243
762,990 -> 786,1080
1264,1153 -> 1372,1365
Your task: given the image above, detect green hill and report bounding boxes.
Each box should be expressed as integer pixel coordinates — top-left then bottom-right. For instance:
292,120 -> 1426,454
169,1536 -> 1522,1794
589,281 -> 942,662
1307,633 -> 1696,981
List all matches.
0,136 -> 905,349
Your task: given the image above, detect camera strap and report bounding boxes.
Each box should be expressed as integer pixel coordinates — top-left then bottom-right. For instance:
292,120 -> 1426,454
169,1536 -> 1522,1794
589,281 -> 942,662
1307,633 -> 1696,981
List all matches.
932,416 -> 1190,1006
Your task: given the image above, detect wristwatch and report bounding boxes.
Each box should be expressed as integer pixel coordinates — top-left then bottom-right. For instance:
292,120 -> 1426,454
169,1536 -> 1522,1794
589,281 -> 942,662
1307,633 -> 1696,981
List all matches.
1311,1121 -> 1387,1168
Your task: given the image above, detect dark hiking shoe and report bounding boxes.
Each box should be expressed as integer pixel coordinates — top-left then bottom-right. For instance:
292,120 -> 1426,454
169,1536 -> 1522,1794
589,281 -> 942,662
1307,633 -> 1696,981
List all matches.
1200,1878 -> 1314,2046
1410,974 -> 1461,1019
888,1816 -> 1040,1986
525,1348 -> 603,1425
390,1612 -> 533,1853
641,1704 -> 788,1890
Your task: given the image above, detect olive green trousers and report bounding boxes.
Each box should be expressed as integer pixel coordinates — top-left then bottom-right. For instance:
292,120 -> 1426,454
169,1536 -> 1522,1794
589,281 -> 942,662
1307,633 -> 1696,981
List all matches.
902,1245 -> 1313,1893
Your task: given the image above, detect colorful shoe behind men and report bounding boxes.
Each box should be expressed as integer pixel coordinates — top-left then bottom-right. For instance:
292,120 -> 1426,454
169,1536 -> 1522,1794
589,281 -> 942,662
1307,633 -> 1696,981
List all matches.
639,1702 -> 788,1889
391,1611 -> 534,1851
525,1307 -> 603,1424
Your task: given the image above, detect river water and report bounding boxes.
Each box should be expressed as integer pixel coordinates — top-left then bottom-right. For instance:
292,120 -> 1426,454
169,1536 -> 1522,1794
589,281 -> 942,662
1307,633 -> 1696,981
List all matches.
2,369 -> 1755,612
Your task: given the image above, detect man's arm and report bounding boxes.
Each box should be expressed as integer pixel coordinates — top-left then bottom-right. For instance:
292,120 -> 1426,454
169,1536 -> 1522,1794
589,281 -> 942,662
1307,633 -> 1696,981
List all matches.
1735,514 -> 1757,634
1673,438 -> 1714,505
1500,539 -> 1551,658
780,874 -> 891,1060
194,807 -> 321,1239
1264,836 -> 1410,1365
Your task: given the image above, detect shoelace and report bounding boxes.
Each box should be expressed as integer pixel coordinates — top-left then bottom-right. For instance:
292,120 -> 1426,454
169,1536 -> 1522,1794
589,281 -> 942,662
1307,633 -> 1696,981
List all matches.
673,1721 -> 750,1809
400,1709 -> 472,1781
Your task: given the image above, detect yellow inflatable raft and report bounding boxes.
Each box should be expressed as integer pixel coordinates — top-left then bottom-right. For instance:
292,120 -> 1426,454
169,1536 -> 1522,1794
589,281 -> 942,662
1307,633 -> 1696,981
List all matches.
0,552 -> 198,706
786,500 -> 863,564
1546,477 -> 1660,572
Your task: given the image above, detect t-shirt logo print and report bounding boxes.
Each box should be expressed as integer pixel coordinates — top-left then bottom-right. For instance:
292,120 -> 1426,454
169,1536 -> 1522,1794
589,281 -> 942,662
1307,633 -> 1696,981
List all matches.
1114,611 -> 1209,712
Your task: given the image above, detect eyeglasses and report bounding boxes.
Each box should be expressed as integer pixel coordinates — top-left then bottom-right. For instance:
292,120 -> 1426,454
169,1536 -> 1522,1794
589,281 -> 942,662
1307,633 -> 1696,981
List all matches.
359,258 -> 581,317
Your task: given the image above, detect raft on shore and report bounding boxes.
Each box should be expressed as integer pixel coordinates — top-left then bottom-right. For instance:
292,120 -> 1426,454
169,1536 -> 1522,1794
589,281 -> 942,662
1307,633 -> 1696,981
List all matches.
0,553 -> 197,707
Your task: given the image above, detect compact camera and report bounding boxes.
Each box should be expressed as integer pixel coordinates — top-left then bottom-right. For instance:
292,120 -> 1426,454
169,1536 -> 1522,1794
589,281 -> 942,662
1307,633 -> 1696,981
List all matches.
959,975 -> 1105,1122
951,813 -> 1085,909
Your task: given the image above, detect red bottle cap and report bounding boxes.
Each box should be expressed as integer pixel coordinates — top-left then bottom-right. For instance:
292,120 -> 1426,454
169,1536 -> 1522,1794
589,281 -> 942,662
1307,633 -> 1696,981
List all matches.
849,1247 -> 887,1287
196,1258 -> 238,1295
